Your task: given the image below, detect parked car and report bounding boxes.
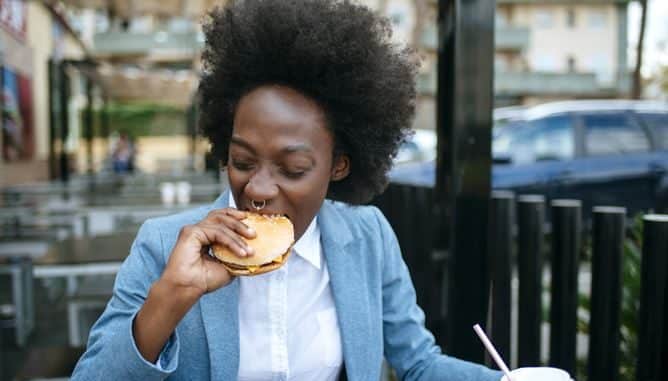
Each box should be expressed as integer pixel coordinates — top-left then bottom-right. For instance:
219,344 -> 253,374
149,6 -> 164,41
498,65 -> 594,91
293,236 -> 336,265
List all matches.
394,128 -> 437,165
390,100 -> 668,216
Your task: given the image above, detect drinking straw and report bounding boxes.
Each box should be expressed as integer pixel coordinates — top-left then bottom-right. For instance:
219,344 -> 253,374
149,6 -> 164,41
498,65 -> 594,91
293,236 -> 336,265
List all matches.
473,324 -> 514,381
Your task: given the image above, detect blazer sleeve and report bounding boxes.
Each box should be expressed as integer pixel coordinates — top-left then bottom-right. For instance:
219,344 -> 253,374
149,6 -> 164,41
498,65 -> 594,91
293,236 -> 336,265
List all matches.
70,219 -> 180,381
373,207 -> 502,381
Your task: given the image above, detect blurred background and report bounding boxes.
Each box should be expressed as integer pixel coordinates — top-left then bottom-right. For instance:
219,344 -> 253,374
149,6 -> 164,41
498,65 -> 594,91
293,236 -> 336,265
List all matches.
0,0 -> 666,380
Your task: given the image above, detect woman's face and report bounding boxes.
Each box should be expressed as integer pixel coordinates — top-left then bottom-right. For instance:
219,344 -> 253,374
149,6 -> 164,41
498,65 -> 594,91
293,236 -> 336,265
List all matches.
227,85 -> 349,240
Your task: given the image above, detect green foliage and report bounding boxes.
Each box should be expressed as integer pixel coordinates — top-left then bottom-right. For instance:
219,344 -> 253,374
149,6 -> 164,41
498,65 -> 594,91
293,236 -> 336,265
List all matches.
618,215 -> 642,381
658,64 -> 668,95
79,102 -> 189,138
577,214 -> 643,381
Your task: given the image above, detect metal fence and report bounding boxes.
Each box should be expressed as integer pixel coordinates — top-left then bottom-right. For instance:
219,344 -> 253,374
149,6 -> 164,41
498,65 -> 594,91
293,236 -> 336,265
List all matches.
373,182 -> 668,381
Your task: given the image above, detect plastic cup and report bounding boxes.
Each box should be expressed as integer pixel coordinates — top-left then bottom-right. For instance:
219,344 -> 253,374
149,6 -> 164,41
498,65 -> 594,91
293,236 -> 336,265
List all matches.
160,182 -> 176,206
176,181 -> 192,205
500,367 -> 572,381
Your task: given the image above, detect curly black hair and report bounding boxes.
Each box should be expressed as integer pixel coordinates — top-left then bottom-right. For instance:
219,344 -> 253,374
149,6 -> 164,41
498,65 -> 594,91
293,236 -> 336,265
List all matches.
198,0 -> 419,204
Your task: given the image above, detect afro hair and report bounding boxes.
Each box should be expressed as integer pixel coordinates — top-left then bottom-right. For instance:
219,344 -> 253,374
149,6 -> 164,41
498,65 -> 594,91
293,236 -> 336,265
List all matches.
198,0 -> 419,204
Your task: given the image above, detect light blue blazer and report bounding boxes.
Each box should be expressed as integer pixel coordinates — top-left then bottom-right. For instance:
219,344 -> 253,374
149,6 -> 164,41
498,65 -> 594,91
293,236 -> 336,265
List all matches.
72,191 -> 501,381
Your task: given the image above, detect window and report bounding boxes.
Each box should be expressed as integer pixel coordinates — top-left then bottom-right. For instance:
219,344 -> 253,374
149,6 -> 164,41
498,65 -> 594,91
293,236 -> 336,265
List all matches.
587,54 -> 613,84
534,55 -> 557,71
168,18 -> 193,33
129,16 -> 152,33
531,115 -> 575,161
566,8 -> 576,28
507,115 -> 574,164
567,56 -> 576,72
495,55 -> 510,71
496,12 -> 508,27
493,121 -> 529,158
534,10 -> 554,28
638,113 -> 668,149
583,113 -> 650,156
94,9 -> 110,33
588,10 -> 607,28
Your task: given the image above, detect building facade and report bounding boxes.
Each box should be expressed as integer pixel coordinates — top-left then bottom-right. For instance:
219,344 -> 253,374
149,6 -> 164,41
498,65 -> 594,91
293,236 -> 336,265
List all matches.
0,0 -> 88,188
494,0 -> 632,106
369,0 -> 635,129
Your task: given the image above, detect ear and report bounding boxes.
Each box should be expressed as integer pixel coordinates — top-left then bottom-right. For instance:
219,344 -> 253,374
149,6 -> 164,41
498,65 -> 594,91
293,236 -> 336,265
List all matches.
330,154 -> 350,182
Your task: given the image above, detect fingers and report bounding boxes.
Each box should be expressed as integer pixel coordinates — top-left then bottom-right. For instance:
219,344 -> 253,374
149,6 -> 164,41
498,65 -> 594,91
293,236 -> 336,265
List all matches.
209,207 -> 247,220
177,208 -> 257,260
206,209 -> 257,239
198,223 -> 253,257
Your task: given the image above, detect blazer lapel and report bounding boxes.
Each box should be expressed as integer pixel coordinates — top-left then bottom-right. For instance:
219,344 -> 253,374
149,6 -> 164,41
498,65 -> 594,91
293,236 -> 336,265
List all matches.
200,189 -> 240,380
200,194 -> 372,380
319,202 -> 373,381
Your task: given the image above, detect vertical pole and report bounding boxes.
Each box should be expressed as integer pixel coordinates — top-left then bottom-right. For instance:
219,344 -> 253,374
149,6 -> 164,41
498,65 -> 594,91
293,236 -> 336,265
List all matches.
101,94 -> 110,174
85,77 -> 94,183
489,191 -> 514,367
101,95 -> 110,140
59,63 -> 70,184
187,103 -> 197,171
48,59 -> 57,180
438,0 -> 495,362
636,215 -> 668,381
0,288 -> 3,381
0,53 -> 3,181
0,62 -> 4,182
588,206 -> 625,381
549,200 -> 581,375
517,195 -> 545,367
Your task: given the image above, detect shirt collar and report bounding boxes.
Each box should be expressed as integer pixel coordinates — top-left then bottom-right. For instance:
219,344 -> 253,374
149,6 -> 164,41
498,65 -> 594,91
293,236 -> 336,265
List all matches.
227,193 -> 322,270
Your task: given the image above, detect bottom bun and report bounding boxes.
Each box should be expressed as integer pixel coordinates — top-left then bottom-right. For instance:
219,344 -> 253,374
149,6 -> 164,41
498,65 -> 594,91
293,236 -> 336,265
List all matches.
219,247 -> 292,276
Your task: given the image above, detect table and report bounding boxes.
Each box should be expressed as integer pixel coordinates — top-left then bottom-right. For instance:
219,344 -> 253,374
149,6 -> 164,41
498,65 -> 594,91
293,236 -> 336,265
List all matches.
1,232 -> 137,347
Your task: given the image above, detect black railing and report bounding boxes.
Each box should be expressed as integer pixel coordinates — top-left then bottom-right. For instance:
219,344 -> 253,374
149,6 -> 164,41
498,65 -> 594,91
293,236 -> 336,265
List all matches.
516,195 -> 545,368
373,182 -> 668,381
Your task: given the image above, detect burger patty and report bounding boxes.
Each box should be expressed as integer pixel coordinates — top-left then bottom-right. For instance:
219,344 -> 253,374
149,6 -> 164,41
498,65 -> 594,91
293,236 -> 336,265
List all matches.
219,250 -> 290,270
221,262 -> 261,270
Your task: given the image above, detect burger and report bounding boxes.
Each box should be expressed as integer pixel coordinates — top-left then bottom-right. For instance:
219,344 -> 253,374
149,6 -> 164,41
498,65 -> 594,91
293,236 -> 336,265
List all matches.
210,212 -> 294,276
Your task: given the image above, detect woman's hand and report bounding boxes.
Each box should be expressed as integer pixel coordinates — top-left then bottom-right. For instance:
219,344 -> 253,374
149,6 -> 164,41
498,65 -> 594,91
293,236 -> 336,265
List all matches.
160,208 -> 257,298
134,208 -> 256,363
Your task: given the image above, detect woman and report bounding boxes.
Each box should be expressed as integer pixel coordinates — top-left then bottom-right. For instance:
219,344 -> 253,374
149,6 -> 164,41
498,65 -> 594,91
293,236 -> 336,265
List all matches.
72,1 -> 502,380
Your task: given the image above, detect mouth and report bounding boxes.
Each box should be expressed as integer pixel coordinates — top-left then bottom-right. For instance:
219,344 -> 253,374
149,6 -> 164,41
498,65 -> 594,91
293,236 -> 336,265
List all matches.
241,206 -> 291,221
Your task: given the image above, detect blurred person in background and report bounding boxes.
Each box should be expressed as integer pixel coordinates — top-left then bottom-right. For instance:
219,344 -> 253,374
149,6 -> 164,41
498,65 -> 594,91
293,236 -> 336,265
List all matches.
111,132 -> 135,174
71,1 -> 505,380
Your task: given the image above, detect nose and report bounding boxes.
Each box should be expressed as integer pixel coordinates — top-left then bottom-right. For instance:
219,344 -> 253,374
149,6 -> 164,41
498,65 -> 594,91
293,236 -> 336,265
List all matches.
244,167 -> 279,204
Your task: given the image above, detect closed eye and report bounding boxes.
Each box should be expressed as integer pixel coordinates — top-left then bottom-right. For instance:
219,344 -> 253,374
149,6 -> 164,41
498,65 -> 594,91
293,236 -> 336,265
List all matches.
231,159 -> 254,171
281,169 -> 307,179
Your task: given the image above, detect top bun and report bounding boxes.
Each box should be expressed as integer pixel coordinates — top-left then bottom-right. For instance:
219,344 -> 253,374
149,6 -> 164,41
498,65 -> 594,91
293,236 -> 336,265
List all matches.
211,213 -> 294,266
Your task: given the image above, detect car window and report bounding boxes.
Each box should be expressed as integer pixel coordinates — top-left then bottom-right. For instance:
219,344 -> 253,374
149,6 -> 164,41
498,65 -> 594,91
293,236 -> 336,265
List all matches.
507,115 -> 574,164
493,121 -> 530,157
638,112 -> 668,150
583,113 -> 650,156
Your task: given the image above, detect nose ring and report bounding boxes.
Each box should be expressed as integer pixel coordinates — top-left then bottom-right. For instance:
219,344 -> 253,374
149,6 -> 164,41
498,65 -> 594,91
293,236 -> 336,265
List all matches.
251,199 -> 266,211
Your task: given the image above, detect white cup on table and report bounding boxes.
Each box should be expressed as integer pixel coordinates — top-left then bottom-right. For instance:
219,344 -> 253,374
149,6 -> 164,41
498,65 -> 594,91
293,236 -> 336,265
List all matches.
160,182 -> 176,206
500,367 -> 573,381
176,181 -> 192,205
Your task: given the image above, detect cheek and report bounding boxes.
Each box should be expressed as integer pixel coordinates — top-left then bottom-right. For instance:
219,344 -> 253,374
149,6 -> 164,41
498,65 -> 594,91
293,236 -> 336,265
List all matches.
226,168 -> 248,193
279,172 -> 331,214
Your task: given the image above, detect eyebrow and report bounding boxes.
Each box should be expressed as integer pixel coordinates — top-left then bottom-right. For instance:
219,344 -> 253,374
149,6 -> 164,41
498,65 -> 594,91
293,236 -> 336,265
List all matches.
230,137 -> 256,153
230,136 -> 314,154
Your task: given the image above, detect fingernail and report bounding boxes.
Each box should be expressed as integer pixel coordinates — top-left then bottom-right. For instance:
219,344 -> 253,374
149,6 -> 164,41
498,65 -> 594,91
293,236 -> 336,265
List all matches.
239,248 -> 247,256
248,227 -> 255,234
246,246 -> 254,255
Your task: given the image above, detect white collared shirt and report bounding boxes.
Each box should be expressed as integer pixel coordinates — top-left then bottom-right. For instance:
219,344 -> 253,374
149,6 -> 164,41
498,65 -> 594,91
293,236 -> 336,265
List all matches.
230,194 -> 343,381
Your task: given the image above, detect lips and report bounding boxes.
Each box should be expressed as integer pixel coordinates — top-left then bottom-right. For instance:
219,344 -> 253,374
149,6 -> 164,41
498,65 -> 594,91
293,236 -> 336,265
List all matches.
240,204 -> 289,220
